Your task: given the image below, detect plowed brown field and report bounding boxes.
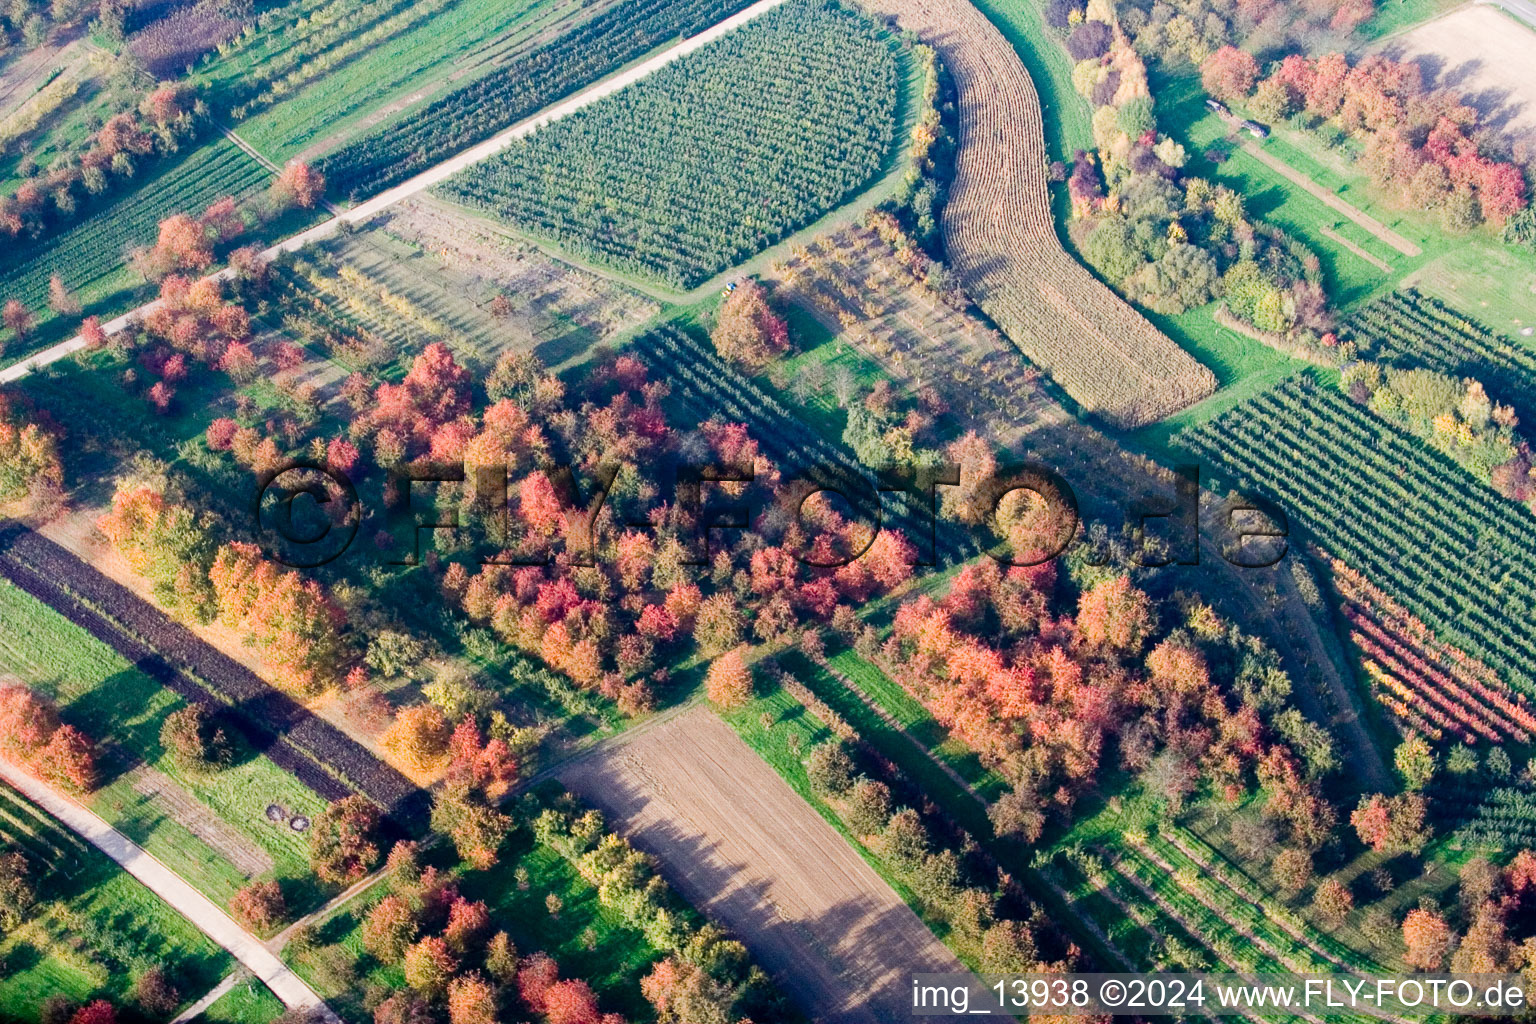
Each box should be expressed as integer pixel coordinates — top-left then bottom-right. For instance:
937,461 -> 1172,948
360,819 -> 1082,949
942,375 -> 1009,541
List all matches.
865,0 -> 1216,427
556,707 -> 965,1023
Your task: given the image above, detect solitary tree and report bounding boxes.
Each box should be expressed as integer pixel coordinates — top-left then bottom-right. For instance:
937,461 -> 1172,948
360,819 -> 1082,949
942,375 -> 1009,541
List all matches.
230,880 -> 286,932
1402,908 -> 1451,970
1201,46 -> 1260,102
309,795 -> 382,884
2,299 -> 33,349
705,648 -> 753,710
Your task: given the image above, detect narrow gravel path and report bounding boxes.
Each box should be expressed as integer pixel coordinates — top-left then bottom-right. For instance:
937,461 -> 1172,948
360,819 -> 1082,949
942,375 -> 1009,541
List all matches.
170,971 -> 246,1024
0,761 -> 333,1017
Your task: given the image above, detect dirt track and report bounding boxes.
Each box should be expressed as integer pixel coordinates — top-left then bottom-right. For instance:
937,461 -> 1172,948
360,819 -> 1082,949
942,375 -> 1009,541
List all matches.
556,707 -> 966,1023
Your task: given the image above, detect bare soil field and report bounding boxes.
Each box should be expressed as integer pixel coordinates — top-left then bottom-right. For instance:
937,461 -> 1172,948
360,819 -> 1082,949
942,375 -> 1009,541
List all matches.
1382,4 -> 1536,146
858,0 -> 1216,427
556,706 -> 965,1024
0,32 -> 84,120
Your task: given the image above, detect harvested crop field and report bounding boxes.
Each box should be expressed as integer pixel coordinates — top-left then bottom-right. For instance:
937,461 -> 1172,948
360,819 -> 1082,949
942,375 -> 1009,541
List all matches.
1382,5 -> 1536,146
862,0 -> 1216,427
557,706 -> 965,1023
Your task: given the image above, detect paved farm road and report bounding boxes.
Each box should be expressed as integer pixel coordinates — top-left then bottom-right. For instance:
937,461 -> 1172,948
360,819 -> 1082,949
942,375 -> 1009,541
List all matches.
0,759 -> 334,1019
0,0 -> 789,385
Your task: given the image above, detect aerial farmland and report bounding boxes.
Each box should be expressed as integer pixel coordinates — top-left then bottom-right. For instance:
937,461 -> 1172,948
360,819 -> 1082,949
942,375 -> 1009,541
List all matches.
3,0 -> 1536,1019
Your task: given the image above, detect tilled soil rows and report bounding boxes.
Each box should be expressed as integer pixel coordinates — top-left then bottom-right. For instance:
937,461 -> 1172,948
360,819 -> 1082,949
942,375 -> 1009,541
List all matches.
0,524 -> 427,829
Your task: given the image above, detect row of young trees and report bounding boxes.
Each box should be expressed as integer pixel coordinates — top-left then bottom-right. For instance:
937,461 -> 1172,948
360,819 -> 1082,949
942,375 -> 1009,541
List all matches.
1204,47 -> 1530,230
533,799 -> 786,1021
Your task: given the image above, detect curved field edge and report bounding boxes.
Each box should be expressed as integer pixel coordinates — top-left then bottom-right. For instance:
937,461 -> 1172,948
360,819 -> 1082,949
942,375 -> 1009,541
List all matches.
862,0 -> 1216,429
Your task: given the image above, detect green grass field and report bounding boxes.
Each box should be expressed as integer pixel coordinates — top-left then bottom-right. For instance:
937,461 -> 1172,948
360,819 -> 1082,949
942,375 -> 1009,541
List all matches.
1160,71 -> 1536,337
0,787 -> 230,1020
206,0 -> 579,161
817,650 -> 1007,799
193,978 -> 286,1024
1352,0 -> 1465,41
0,581 -> 330,914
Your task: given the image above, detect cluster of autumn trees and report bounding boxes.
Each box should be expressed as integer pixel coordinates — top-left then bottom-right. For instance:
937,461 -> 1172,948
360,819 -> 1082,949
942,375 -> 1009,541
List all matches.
1053,2 -> 1331,343
1376,736 -> 1536,973
1204,48 -> 1530,230
285,792 -> 785,1024
1102,0 -> 1375,69
0,684 -> 99,792
0,84 -> 206,240
100,479 -> 351,693
356,841 -> 536,1024
389,345 -> 919,716
0,391 -> 63,506
883,559 -> 1336,849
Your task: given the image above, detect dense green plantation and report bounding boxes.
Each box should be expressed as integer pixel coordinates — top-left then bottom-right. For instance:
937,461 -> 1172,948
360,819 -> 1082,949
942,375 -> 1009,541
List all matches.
200,0 -> 586,160
0,787 -> 228,1018
0,140 -> 268,363
1429,776 -> 1536,849
1347,290 -> 1536,417
436,0 -> 899,290
320,0 -> 759,198
1176,374 -> 1536,698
